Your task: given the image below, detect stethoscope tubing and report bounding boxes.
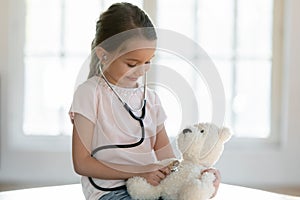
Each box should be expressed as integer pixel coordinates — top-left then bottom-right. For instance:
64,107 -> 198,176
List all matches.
90,100 -> 146,156
88,69 -> 147,191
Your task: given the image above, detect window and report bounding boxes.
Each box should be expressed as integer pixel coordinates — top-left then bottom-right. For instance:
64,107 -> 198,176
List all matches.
23,0 -> 142,136
156,0 -> 280,138
24,0 -> 281,140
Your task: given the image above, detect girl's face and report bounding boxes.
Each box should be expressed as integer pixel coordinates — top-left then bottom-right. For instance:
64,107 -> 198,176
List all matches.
103,46 -> 155,88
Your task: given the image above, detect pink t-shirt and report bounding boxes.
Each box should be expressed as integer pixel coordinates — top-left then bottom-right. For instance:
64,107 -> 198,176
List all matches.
70,76 -> 167,200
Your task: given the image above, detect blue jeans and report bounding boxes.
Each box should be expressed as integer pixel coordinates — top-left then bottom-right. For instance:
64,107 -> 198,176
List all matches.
99,189 -> 163,200
99,189 -> 132,200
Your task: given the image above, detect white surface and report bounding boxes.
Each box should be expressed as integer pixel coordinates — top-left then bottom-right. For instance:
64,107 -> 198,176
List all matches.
0,184 -> 299,200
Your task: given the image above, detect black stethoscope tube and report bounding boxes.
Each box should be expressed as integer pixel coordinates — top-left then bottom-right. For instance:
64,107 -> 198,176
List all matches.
88,100 -> 146,191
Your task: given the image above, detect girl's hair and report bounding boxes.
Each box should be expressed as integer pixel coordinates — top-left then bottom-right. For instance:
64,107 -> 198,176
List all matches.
88,2 -> 156,78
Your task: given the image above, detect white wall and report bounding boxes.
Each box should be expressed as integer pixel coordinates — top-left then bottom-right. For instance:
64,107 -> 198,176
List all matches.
217,0 -> 300,188
0,0 -> 300,190
0,0 -> 79,187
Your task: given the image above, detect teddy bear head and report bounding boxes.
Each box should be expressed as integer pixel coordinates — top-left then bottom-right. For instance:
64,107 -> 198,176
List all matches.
177,123 -> 232,167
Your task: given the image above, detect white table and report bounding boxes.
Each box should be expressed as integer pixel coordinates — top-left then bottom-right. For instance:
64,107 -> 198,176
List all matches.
0,183 -> 299,200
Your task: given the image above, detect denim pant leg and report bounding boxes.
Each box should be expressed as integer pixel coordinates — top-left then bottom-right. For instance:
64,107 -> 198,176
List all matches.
99,189 -> 164,200
99,189 -> 132,200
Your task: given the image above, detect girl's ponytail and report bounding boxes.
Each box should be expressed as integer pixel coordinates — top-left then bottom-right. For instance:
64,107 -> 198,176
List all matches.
88,39 -> 100,79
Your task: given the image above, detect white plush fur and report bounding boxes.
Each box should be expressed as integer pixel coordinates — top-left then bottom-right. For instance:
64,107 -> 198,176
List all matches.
126,123 -> 232,200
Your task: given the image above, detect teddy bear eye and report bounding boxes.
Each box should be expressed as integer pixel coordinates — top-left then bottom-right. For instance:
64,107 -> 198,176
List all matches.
200,130 -> 204,133
183,128 -> 192,134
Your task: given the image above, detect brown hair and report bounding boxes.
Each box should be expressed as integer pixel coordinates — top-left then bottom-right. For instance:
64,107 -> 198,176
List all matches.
88,2 -> 156,78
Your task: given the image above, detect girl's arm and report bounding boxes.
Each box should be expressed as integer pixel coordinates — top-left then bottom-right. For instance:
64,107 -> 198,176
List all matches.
153,125 -> 176,160
72,123 -> 137,180
72,113 -> 169,185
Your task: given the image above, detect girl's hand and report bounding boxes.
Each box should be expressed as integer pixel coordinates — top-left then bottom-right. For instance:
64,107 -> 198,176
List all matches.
201,168 -> 221,199
140,166 -> 171,186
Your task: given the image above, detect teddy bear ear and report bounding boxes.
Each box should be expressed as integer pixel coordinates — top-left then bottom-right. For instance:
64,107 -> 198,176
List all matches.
219,127 -> 232,142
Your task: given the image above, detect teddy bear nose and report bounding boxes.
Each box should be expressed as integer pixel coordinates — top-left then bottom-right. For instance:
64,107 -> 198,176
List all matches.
183,128 -> 192,134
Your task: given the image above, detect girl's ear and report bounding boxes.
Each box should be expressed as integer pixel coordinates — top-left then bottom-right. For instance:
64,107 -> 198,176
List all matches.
95,47 -> 108,61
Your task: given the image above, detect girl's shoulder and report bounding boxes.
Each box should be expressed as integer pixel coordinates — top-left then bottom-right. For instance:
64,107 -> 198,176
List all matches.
74,76 -> 102,96
145,87 -> 162,104
78,75 -> 100,88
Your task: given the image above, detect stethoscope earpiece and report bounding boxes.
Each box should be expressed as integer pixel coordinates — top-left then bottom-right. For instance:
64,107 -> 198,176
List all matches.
102,54 -> 107,61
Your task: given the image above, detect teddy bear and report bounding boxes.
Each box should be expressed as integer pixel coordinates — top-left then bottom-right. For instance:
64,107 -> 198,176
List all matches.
126,122 -> 232,200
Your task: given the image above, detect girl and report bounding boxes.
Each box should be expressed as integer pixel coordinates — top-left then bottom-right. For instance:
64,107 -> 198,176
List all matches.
70,2 -> 220,200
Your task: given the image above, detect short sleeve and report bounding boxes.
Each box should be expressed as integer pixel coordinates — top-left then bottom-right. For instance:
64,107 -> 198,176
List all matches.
70,82 -> 98,124
153,92 -> 167,130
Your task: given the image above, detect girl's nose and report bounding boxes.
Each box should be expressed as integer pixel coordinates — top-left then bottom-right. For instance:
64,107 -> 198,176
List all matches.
134,64 -> 150,76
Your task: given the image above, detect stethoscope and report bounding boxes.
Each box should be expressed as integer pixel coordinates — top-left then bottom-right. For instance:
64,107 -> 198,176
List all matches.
88,63 -> 147,191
